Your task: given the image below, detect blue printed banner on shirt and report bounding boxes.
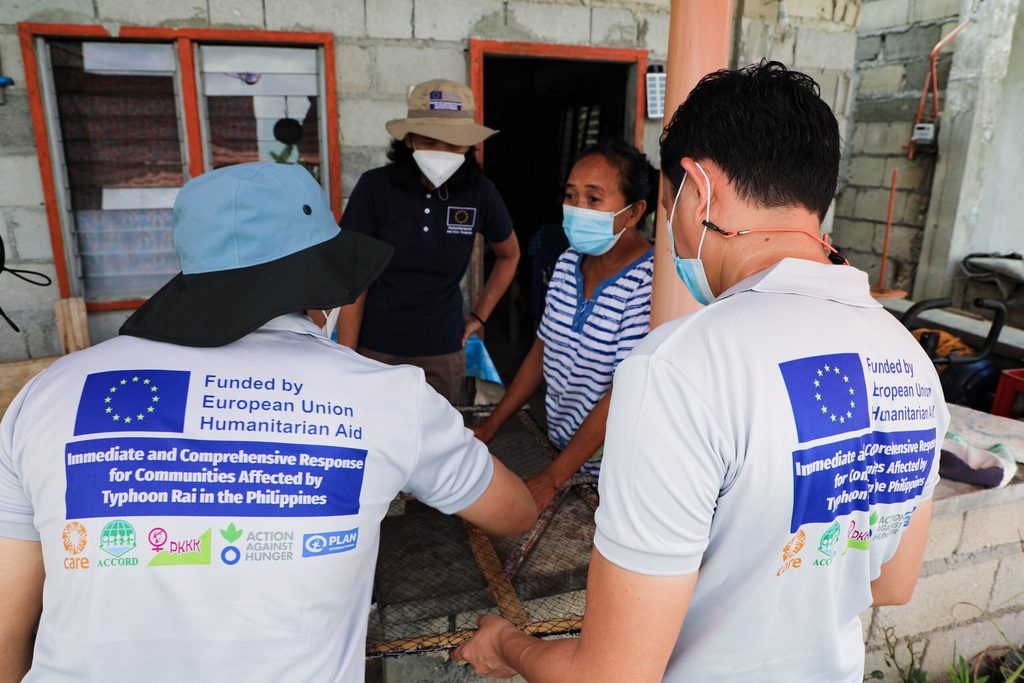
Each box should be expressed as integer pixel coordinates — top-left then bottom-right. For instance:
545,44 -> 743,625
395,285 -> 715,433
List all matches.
789,427 -> 936,532
74,370 -> 190,436
64,436 -> 366,518
779,353 -> 869,443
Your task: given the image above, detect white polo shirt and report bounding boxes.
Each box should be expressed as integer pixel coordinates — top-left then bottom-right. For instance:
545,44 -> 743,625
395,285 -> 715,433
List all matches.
595,259 -> 948,682
0,314 -> 493,682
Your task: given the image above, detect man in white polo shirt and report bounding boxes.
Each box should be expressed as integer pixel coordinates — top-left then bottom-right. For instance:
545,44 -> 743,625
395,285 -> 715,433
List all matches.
0,162 -> 535,682
454,61 -> 946,682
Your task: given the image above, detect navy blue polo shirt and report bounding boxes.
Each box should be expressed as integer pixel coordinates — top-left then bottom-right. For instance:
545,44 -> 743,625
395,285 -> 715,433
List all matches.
340,166 -> 514,356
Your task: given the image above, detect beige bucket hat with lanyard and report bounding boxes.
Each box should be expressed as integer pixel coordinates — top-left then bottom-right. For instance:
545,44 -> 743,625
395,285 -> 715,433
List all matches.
385,79 -> 498,146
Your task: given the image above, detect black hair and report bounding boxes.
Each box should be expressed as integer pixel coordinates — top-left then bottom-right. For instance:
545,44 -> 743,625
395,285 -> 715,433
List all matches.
577,139 -> 659,230
659,60 -> 840,221
385,138 -> 482,193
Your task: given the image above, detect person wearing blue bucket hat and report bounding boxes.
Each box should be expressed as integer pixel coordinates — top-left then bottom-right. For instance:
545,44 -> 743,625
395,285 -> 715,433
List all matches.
0,162 -> 536,682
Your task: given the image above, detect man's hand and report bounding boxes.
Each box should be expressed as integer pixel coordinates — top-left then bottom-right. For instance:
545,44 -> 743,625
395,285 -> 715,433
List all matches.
462,315 -> 484,347
526,471 -> 559,512
470,419 -> 497,444
452,614 -> 523,678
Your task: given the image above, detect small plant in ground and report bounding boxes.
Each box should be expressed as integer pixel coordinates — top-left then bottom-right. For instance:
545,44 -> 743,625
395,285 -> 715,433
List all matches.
949,644 -> 988,683
866,626 -> 929,682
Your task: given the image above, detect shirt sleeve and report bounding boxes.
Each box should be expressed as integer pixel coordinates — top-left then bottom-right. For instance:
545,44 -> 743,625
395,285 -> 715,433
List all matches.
0,379 -> 39,541
614,264 -> 653,364
594,354 -> 728,576
403,374 -> 494,514
477,180 -> 514,244
919,399 -> 950,501
339,173 -> 379,236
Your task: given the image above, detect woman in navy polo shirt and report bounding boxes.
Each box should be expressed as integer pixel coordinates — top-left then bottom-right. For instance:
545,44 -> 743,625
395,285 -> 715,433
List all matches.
337,80 -> 519,403
472,140 -> 657,511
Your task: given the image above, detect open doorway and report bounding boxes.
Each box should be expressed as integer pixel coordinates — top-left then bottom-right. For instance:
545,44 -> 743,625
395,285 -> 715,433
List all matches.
470,41 -> 647,377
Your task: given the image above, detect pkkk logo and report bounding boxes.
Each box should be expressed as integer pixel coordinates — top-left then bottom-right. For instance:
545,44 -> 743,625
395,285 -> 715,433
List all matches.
73,369 -> 190,436
149,529 -> 212,566
777,529 -> 806,576
148,527 -> 168,551
779,353 -> 870,443
303,528 -> 358,558
63,521 -> 90,570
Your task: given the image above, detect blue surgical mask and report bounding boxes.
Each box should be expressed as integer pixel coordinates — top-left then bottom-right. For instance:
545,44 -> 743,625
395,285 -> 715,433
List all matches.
667,163 -> 716,305
562,203 -> 634,256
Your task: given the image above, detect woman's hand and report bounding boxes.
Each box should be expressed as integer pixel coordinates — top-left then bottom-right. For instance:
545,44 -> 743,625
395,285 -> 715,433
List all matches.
525,470 -> 560,512
462,314 -> 484,347
470,419 -> 497,444
451,614 -> 522,678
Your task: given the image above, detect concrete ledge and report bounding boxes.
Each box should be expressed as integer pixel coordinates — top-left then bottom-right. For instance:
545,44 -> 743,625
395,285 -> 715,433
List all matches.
879,297 -> 1024,359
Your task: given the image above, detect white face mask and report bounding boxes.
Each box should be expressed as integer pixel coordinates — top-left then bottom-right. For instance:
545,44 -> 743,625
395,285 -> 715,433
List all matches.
412,146 -> 465,189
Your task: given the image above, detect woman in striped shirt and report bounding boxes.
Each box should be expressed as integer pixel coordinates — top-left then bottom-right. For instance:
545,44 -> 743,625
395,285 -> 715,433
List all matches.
471,140 -> 656,511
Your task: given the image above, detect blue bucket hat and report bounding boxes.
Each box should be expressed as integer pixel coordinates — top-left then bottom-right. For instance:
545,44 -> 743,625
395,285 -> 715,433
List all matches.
121,162 -> 392,347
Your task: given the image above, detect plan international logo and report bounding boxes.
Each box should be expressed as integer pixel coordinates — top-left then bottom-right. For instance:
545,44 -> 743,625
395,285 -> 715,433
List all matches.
779,353 -> 870,442
73,369 -> 190,436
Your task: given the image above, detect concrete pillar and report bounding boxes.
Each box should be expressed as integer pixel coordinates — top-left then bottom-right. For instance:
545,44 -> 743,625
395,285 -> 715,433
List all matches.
913,0 -> 1023,300
651,0 -> 735,326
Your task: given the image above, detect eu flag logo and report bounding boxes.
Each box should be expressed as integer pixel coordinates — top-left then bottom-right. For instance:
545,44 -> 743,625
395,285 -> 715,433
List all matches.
73,370 -> 190,436
779,353 -> 869,443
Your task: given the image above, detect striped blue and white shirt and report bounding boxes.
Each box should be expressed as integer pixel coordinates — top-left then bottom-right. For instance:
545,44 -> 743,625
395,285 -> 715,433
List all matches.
537,247 -> 655,451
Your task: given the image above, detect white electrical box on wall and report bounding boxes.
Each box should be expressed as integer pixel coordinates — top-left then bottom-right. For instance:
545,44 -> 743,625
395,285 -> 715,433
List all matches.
646,70 -> 666,119
912,123 -> 937,146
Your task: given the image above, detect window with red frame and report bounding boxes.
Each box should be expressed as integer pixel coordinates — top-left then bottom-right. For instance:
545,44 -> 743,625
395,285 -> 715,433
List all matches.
36,37 -> 329,304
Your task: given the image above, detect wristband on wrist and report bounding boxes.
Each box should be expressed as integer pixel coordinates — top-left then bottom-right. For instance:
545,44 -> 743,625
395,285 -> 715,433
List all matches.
470,311 -> 486,325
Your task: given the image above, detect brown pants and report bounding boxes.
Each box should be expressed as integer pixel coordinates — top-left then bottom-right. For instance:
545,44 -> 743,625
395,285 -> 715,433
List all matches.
358,347 -> 465,404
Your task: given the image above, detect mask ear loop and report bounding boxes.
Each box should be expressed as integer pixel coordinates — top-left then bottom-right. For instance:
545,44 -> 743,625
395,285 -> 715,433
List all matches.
0,236 -> 53,333
666,173 -> 687,259
693,162 -> 714,260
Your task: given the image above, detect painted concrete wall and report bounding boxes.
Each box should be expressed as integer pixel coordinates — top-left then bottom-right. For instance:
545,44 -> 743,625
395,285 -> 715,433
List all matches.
0,0 -> 673,360
831,0 -> 964,292
970,6 -> 1024,256
914,0 -> 1023,302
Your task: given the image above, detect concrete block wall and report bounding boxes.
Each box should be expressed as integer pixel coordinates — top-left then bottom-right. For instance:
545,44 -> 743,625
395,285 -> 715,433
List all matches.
0,0 -> 671,359
733,0 -> 860,176
831,0 -> 963,291
862,486 -> 1024,680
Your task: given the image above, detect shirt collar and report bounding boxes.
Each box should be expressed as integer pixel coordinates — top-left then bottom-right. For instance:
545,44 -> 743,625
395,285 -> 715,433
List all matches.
717,258 -> 881,308
257,313 -> 328,337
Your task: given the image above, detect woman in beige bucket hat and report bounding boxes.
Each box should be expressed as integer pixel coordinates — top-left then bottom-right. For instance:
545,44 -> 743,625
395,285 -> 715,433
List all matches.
337,79 -> 520,403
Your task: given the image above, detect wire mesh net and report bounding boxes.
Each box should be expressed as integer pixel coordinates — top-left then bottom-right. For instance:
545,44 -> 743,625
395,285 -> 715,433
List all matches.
366,406 -> 597,657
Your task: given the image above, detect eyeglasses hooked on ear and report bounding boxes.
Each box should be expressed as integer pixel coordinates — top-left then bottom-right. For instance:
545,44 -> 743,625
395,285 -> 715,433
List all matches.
700,219 -> 843,261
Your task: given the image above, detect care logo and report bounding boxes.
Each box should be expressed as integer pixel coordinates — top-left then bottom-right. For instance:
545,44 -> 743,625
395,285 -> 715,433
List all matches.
814,521 -> 842,567
777,529 -> 806,576
63,521 -> 90,570
63,521 -> 87,555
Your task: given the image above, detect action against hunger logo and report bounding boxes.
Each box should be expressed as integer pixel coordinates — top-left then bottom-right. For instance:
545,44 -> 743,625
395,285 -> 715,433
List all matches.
73,370 -> 190,436
779,353 -> 870,443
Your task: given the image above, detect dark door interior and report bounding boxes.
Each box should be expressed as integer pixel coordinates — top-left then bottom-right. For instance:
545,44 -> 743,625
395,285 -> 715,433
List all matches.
481,55 -> 633,375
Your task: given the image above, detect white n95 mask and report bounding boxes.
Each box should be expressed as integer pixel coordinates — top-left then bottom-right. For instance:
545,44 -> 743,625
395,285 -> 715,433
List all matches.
412,149 -> 465,189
